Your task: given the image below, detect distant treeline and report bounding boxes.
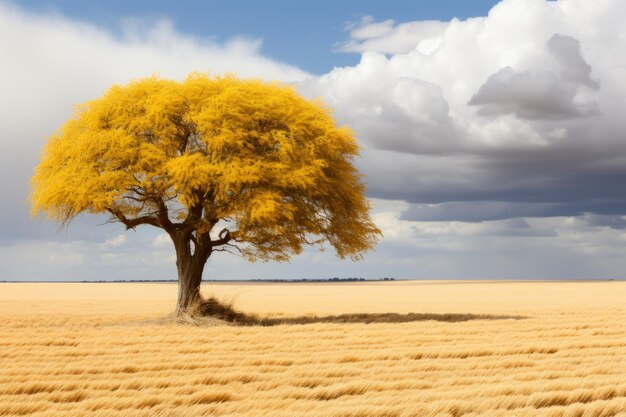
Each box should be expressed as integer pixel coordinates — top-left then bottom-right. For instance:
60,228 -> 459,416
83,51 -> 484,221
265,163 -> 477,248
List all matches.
251,278 -> 396,282
0,278 -> 396,283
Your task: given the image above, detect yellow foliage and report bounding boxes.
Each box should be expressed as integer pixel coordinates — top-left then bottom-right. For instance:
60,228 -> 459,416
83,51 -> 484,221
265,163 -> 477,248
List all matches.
31,73 -> 381,261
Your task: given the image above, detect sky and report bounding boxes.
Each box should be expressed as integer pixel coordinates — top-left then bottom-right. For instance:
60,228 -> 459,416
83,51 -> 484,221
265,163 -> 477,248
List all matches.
14,0 -> 502,74
2,0 -> 626,281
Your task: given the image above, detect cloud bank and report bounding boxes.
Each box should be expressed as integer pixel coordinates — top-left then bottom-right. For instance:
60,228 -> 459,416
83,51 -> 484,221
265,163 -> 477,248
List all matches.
2,0 -> 626,280
304,0 -> 626,228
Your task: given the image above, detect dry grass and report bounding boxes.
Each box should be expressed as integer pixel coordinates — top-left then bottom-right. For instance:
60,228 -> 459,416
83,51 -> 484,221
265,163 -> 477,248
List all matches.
0,280 -> 625,416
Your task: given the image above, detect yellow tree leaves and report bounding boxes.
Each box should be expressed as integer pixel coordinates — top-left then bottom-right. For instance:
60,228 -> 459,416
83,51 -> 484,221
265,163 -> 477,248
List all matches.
31,73 -> 381,262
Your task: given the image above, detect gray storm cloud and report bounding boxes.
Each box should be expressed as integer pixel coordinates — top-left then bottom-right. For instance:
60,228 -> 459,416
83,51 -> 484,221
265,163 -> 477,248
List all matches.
304,0 -> 626,224
469,34 -> 599,120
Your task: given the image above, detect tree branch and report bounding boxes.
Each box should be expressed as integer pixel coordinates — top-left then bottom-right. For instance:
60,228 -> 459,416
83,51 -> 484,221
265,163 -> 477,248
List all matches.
106,208 -> 161,230
190,232 -> 198,248
181,202 -> 203,231
210,228 -> 232,247
179,189 -> 216,235
152,196 -> 174,232
213,246 -> 243,257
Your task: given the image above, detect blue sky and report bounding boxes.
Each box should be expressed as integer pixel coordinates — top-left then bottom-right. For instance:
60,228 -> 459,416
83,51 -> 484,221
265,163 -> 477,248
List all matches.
16,0 -> 501,74
2,0 -> 626,281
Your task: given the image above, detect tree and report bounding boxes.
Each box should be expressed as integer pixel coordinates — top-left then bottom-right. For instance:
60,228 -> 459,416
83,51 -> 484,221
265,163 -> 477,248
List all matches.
30,74 -> 381,316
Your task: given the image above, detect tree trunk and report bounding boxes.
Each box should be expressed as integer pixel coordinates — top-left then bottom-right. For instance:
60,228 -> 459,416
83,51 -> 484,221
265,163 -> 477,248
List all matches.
175,261 -> 204,315
173,235 -> 210,316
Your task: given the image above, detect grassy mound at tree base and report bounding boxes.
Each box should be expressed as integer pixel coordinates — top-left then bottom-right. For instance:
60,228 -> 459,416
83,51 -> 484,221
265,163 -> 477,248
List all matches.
195,297 -> 260,325
175,297 -> 526,326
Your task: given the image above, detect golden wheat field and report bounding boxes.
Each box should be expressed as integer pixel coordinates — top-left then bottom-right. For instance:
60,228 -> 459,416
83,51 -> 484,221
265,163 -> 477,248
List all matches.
0,281 -> 625,417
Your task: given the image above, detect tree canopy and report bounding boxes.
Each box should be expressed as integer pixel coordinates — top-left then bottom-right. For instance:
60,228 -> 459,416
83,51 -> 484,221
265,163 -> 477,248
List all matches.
31,73 -> 381,314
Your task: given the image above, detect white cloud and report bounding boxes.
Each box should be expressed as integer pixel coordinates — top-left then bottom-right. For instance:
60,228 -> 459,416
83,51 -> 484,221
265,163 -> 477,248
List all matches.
0,232 -> 177,281
302,52 -> 462,155
152,233 -> 172,248
336,15 -> 448,55
105,235 -> 127,247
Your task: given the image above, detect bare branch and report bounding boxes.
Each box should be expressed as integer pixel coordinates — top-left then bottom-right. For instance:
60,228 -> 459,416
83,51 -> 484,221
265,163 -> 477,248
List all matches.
210,228 -> 232,247
106,208 -> 161,230
122,195 -> 149,203
224,242 -> 243,254
152,196 -> 174,232
213,244 -> 244,257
